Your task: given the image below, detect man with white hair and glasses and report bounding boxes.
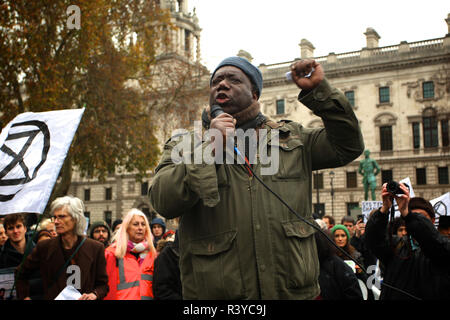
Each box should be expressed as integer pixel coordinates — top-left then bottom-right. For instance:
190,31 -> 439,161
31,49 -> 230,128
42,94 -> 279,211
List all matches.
15,196 -> 109,300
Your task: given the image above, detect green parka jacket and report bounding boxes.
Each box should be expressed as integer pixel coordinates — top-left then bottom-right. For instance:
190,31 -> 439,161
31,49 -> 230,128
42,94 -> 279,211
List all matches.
149,79 -> 364,299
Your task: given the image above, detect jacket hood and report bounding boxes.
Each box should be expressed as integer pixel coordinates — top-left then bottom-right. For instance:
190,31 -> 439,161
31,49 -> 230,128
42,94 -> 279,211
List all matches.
150,217 -> 166,234
88,221 -> 112,241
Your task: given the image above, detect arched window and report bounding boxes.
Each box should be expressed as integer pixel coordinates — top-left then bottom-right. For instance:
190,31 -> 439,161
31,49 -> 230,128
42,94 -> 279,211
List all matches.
374,112 -> 397,152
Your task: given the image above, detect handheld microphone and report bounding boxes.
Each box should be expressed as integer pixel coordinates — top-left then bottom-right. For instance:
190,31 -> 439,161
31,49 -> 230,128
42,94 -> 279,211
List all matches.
209,105 -> 250,173
210,105 -> 225,119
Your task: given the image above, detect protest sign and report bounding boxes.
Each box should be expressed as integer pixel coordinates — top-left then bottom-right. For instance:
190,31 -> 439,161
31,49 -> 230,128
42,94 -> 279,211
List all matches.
0,267 -> 16,300
361,201 -> 382,222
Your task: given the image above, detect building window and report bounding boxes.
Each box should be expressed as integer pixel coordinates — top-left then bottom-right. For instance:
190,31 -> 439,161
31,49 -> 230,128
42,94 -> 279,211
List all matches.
381,170 -> 393,184
313,173 -> 324,189
105,187 -> 112,200
345,91 -> 355,107
346,171 -> 357,188
276,99 -> 285,115
423,116 -> 438,148
416,168 -> 427,185
84,189 -> 91,201
380,126 -> 393,151
379,86 -> 390,104
442,119 -> 449,147
141,181 -> 149,196
313,203 -> 325,218
422,81 -> 435,99
128,181 -> 135,193
412,122 -> 421,149
346,202 -> 360,216
438,167 -> 449,185
184,29 -> 191,53
104,211 -> 112,227
177,0 -> 183,12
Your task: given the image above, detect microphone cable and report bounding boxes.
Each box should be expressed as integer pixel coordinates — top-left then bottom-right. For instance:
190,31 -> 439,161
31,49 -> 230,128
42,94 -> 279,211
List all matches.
209,104 -> 420,300
233,146 -> 422,301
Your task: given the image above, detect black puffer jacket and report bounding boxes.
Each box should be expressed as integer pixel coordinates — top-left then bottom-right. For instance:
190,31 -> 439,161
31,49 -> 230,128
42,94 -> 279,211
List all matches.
366,210 -> 450,300
0,237 -> 35,268
315,231 -> 363,300
350,234 -> 377,269
318,255 -> 363,300
153,231 -> 182,300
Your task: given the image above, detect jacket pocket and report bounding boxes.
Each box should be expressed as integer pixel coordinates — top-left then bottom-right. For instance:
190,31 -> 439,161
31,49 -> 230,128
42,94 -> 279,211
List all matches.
281,219 -> 319,289
270,137 -> 306,180
190,230 -> 245,299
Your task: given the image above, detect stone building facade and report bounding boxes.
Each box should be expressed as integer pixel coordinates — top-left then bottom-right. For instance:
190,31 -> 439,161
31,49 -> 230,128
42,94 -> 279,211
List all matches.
68,0 -> 203,229
69,9 -> 450,228
258,14 -> 450,222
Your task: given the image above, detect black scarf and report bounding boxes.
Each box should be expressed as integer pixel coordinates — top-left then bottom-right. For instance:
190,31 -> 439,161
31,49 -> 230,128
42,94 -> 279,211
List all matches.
202,101 -> 266,130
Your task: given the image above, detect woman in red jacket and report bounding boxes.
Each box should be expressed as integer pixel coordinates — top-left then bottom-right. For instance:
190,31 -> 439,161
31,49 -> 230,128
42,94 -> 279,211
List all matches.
104,208 -> 157,300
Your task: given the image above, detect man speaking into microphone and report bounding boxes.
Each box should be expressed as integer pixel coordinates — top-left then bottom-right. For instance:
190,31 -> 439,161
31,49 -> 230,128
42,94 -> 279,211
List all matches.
149,56 -> 364,299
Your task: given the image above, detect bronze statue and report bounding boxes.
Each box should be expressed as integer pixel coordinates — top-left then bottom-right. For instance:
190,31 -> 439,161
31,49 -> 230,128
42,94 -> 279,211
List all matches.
358,150 -> 380,201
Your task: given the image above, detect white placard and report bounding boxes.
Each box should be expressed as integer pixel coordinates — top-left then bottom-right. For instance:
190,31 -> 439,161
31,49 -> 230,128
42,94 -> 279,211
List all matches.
361,201 -> 383,222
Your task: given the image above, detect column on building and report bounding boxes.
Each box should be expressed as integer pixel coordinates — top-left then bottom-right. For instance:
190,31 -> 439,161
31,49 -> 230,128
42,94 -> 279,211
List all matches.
299,39 -> 315,59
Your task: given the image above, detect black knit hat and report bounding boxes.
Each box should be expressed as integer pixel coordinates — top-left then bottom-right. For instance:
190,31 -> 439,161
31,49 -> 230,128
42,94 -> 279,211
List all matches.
438,216 -> 450,229
89,221 -> 111,240
409,197 -> 435,220
210,56 -> 263,98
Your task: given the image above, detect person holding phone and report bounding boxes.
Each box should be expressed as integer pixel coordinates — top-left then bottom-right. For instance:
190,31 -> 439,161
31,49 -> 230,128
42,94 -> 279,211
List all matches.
365,183 -> 450,300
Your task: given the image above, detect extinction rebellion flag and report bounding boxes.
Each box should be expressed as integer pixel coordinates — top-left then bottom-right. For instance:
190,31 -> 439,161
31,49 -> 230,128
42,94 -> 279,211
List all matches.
0,108 -> 84,215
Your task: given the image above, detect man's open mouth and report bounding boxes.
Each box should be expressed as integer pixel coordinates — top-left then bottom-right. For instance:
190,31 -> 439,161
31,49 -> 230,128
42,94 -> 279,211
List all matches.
215,93 -> 229,103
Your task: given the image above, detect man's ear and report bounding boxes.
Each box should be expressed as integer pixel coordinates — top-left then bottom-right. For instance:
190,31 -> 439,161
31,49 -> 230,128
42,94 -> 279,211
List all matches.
252,91 -> 258,101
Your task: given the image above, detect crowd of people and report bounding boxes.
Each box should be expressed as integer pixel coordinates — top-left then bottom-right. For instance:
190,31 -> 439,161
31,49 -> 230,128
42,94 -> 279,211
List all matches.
1,56 -> 449,301
314,184 -> 450,300
1,185 -> 448,300
0,196 -> 182,300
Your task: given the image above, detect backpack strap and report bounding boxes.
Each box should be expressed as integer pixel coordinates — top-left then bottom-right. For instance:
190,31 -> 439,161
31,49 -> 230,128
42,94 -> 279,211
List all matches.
49,237 -> 86,289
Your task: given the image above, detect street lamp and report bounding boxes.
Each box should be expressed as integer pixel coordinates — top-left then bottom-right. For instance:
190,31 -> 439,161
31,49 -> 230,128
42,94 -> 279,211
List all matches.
315,170 -> 320,217
329,171 -> 335,216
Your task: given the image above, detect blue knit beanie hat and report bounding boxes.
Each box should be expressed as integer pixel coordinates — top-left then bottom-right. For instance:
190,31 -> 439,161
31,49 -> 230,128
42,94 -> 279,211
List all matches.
151,217 -> 166,233
210,56 -> 263,99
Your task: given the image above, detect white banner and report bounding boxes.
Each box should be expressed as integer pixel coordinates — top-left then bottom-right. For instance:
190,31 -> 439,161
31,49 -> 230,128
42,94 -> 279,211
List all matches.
0,108 -> 84,215
430,192 -> 450,228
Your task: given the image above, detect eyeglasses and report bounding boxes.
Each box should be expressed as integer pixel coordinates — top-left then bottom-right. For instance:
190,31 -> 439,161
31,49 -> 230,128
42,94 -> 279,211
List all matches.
51,214 -> 69,222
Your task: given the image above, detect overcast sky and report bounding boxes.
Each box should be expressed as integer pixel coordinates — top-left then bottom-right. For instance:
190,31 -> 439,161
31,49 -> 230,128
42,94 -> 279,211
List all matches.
188,0 -> 450,71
